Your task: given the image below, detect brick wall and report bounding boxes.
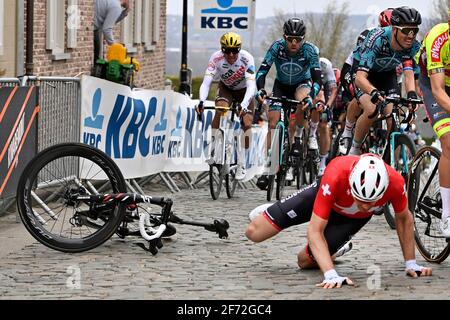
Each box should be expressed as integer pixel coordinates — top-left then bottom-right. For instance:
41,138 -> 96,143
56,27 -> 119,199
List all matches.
30,0 -> 95,77
27,0 -> 166,89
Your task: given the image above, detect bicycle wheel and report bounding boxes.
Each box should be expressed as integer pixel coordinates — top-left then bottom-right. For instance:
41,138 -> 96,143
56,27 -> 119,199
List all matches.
267,175 -> 275,202
209,164 -> 223,200
408,146 -> 450,263
383,134 -> 416,230
330,129 -> 348,159
225,168 -> 238,199
16,143 -> 127,253
276,167 -> 287,200
225,137 -> 239,199
308,150 -> 319,184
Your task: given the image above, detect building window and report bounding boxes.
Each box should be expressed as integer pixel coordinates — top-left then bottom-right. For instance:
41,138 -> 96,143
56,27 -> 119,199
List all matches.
67,0 -> 79,49
121,0 -> 136,53
46,0 -> 71,60
122,0 -> 161,52
143,0 -> 160,51
0,0 -> 4,56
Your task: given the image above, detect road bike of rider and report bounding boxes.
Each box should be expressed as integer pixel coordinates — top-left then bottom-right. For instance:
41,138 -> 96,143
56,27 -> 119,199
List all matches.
196,32 -> 257,181
254,17 -> 322,190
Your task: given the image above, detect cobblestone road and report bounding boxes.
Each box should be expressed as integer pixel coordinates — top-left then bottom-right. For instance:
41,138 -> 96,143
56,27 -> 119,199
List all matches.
1,182 -> 449,300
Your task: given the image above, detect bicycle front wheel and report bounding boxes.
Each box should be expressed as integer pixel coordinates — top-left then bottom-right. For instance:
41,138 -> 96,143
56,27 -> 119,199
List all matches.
383,134 -> 416,230
276,168 -> 286,200
16,143 -> 127,253
209,164 -> 223,200
225,170 -> 238,198
408,146 -> 450,263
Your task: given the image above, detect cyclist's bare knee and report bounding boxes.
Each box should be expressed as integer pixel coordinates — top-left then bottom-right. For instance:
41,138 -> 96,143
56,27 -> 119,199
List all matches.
245,215 -> 279,243
440,133 -> 450,158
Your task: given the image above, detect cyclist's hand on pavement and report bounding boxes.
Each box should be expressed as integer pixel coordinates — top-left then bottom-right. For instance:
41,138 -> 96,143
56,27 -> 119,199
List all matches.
316,269 -> 354,289
405,260 -> 432,278
256,89 -> 267,103
195,101 -> 204,121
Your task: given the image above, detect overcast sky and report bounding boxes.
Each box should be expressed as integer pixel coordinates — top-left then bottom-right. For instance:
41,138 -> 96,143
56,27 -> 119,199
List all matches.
167,0 -> 434,18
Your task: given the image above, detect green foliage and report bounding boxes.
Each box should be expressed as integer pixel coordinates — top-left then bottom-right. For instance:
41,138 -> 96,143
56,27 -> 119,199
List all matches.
166,76 -> 217,100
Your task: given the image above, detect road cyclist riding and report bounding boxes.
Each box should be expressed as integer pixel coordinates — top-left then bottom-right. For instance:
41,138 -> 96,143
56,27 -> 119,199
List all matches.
196,31 -> 257,183
254,17 -> 322,191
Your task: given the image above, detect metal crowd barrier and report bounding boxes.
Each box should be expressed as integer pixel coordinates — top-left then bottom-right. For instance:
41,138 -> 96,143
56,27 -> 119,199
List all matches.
24,76 -> 81,152
0,78 -> 20,87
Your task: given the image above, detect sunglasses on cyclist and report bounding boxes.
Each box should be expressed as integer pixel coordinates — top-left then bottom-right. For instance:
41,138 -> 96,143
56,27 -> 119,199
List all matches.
395,26 -> 419,36
221,47 -> 240,55
285,35 -> 305,43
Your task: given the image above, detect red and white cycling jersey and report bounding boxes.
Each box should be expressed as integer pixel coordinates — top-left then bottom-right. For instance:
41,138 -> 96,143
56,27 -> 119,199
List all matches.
204,49 -> 256,90
313,155 -> 407,220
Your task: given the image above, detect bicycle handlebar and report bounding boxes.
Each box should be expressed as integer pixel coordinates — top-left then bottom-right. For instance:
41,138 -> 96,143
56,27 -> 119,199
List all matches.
78,194 -> 169,207
264,96 -> 314,119
368,95 -> 423,120
264,96 -> 303,106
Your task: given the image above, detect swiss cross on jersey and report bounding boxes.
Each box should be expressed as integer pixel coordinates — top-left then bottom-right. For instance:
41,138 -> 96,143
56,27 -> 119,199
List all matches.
313,155 -> 408,220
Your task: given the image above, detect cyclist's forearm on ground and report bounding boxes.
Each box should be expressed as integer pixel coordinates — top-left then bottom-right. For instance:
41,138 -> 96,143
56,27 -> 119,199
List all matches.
355,71 -> 376,95
307,214 -> 334,273
395,208 -> 416,262
430,72 -> 450,113
199,76 -> 213,102
242,79 -> 257,109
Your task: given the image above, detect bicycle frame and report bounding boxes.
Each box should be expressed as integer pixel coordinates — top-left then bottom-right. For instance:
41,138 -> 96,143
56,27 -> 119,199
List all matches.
204,104 -> 240,169
266,97 -> 299,174
74,192 -> 229,254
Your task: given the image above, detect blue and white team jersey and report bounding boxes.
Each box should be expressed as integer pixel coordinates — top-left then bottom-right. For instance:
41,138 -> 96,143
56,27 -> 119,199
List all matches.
256,39 -> 320,86
352,26 -> 421,74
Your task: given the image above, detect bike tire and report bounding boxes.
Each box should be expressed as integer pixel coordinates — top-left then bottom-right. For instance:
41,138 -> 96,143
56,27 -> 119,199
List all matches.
276,168 -> 286,200
308,152 -> 318,185
16,143 -> 127,253
383,134 -> 416,230
225,171 -> 238,199
407,146 -> 450,263
295,158 -> 305,190
267,175 -> 275,202
209,164 -> 223,200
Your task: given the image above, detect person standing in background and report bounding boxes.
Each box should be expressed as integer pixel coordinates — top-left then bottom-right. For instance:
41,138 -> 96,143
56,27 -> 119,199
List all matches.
94,0 -> 130,62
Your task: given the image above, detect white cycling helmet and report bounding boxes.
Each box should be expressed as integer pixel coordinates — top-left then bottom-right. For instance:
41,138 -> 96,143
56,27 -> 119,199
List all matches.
349,154 -> 389,202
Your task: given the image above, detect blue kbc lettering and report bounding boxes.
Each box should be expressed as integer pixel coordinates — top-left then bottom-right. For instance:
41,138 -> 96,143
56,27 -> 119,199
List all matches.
200,0 -> 249,29
201,17 -> 248,29
168,107 -> 214,159
105,94 -> 167,158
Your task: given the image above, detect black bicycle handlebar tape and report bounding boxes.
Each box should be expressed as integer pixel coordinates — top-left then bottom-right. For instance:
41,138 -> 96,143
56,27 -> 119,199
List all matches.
268,96 -> 302,105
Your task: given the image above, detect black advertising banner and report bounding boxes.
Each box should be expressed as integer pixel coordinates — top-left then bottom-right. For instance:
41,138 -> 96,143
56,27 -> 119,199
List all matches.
0,86 -> 39,198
